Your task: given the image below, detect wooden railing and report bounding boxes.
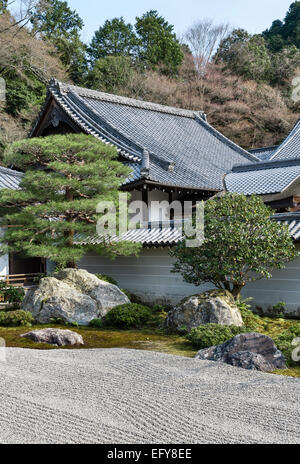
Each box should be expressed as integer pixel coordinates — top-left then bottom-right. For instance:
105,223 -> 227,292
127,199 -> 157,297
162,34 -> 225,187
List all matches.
0,273 -> 44,302
0,273 -> 44,287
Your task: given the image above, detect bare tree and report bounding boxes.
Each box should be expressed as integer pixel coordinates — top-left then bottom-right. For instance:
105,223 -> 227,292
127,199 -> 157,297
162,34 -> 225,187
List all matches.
0,0 -> 42,34
185,19 -> 231,75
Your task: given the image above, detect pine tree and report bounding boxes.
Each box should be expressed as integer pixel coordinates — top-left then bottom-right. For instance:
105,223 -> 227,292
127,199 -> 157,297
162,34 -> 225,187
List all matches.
0,134 -> 141,268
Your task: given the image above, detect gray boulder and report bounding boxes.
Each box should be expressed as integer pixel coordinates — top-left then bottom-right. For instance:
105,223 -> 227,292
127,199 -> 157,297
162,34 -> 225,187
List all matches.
22,268 -> 130,325
195,332 -> 287,372
165,290 -> 244,331
54,268 -> 129,318
21,328 -> 84,346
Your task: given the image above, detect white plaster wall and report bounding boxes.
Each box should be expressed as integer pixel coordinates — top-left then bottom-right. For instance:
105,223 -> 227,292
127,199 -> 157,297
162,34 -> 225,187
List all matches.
242,244 -> 300,317
79,247 -> 212,305
0,229 -> 9,276
148,190 -> 170,222
79,245 -> 300,317
0,253 -> 9,276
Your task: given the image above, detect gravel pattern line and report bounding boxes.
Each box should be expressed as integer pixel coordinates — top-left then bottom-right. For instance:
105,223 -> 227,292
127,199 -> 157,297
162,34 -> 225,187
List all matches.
0,348 -> 299,444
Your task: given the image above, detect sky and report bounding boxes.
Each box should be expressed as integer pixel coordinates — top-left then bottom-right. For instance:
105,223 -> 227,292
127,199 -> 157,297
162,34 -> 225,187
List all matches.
66,0 -> 294,43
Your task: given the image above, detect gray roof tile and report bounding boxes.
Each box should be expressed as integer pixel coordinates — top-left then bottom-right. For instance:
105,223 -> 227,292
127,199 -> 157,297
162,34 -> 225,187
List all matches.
248,146 -> 277,160
273,213 -> 300,240
0,167 -> 23,190
44,80 -> 259,191
225,159 -> 300,195
270,119 -> 300,160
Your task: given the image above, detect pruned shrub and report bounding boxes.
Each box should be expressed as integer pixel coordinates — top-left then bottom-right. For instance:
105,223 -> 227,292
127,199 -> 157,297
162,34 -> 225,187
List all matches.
95,274 -> 118,286
104,303 -> 152,329
89,318 -> 104,328
187,323 -> 249,349
273,323 -> 300,367
0,310 -> 34,327
237,298 -> 264,331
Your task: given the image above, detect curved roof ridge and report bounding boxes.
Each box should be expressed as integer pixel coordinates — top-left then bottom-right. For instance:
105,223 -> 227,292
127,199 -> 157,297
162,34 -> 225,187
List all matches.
232,158 -> 300,173
64,90 -> 145,160
193,114 -> 260,163
52,79 -> 200,118
50,84 -> 143,163
270,118 -> 300,160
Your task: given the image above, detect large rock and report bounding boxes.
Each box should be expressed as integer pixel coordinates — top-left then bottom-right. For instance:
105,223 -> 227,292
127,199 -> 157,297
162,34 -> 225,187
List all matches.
195,332 -> 287,372
54,269 -> 129,318
165,290 -> 244,331
22,269 -> 130,325
21,328 -> 84,346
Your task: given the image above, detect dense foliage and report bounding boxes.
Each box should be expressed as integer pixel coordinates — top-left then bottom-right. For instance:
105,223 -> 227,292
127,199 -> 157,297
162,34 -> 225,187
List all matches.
1,2 -> 300,156
103,303 -> 152,329
0,281 -> 25,306
0,310 -> 33,327
0,134 -> 141,267
273,324 -> 300,367
187,324 -> 248,349
171,194 -> 297,299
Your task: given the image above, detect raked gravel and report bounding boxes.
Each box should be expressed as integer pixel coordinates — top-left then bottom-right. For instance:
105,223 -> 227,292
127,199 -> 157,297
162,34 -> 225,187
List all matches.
0,348 -> 299,444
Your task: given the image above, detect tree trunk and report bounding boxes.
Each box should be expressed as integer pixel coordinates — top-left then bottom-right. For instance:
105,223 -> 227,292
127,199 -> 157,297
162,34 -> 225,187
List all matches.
65,183 -> 77,269
231,284 -> 245,301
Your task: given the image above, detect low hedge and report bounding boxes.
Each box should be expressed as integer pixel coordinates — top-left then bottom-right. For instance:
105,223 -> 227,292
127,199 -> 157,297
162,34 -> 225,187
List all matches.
0,310 -> 34,327
103,303 -> 152,329
187,323 -> 249,350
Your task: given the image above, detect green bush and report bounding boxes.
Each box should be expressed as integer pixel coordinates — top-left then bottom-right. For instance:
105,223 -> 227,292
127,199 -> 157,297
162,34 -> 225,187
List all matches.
0,310 -> 34,327
89,318 -> 104,328
187,323 -> 249,349
0,281 -> 25,307
273,323 -> 300,367
237,298 -> 264,331
104,303 -> 152,329
95,274 -> 118,286
120,288 -> 132,300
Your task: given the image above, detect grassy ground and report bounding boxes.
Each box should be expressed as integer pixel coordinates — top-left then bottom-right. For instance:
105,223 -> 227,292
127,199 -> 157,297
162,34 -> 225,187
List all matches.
0,320 -> 299,378
0,325 -> 197,357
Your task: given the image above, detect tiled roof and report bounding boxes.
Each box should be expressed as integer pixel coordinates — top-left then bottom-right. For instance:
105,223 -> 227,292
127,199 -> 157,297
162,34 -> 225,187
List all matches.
76,212 -> 300,246
36,79 -> 259,191
273,213 -> 300,241
270,119 -> 300,161
225,159 -> 300,195
0,167 -> 23,190
248,146 -> 277,161
76,226 -> 183,247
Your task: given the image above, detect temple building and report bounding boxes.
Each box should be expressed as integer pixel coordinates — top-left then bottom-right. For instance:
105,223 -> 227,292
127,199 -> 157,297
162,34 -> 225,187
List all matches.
0,80 -> 299,314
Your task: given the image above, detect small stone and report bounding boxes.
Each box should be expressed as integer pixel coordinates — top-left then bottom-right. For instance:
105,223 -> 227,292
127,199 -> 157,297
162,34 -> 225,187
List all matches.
20,328 -> 84,346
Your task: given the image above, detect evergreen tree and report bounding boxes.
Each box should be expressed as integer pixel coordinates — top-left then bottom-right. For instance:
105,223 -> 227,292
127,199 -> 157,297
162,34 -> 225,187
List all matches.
216,29 -> 272,82
86,56 -> 133,93
135,10 -> 184,75
31,0 -> 87,83
263,1 -> 300,51
0,135 -> 140,268
88,17 -> 138,64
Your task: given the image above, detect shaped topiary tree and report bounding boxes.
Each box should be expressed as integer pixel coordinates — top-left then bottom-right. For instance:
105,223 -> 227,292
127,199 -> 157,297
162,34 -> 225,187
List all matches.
170,194 -> 297,300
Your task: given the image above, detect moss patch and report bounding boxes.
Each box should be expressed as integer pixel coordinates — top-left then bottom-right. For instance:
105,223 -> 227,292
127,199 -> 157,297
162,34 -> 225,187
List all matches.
272,367 -> 300,378
0,325 -> 197,357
